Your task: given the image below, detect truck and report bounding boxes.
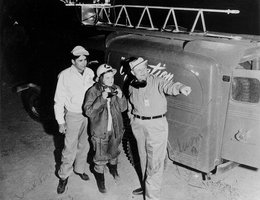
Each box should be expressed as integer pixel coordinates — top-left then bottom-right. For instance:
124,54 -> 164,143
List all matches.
18,2 -> 260,179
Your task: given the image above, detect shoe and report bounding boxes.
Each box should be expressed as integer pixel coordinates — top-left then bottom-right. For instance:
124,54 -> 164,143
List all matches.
95,172 -> 107,193
132,187 -> 143,195
108,164 -> 120,181
57,177 -> 68,194
78,173 -> 90,181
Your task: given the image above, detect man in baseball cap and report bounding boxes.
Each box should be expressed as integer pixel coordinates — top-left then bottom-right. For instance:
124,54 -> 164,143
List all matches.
54,45 -> 94,194
71,45 -> 89,56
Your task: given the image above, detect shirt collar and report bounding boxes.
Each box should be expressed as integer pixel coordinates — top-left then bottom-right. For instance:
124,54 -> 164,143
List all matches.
71,65 -> 87,76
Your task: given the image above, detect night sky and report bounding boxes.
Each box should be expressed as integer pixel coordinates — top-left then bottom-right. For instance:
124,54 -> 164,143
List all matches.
0,0 -> 259,85
1,0 -> 260,35
0,0 -> 259,123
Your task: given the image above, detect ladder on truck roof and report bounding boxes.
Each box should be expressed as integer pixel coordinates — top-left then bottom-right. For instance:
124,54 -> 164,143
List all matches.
64,3 -> 242,39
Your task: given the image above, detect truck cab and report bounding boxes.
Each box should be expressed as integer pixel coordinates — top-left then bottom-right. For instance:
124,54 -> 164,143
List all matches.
91,31 -> 260,176
75,4 -> 260,177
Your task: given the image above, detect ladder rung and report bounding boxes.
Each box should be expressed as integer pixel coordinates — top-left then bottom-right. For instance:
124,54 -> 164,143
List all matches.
63,3 -> 240,35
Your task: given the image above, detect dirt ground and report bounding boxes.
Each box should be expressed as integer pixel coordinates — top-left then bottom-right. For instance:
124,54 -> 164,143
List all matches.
1,70 -> 260,200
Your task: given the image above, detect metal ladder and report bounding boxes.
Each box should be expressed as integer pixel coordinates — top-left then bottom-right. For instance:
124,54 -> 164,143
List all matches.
64,3 -> 241,38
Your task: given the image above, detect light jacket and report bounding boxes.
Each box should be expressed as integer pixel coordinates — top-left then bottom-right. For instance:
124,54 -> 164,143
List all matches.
83,83 -> 127,139
54,65 -> 94,124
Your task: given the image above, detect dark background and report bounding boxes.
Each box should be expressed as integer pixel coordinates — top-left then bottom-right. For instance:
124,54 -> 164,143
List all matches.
122,0 -> 260,35
0,2 -> 259,199
0,0 -> 259,88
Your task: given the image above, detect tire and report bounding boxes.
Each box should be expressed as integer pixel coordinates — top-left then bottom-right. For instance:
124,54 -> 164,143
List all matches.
123,136 -> 169,169
21,87 -> 42,122
122,132 -> 140,167
122,113 -> 141,167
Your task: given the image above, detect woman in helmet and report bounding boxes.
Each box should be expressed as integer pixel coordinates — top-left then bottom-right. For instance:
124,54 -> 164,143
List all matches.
83,64 -> 127,193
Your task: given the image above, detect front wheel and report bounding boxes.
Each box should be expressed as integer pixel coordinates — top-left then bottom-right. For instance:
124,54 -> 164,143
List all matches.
21,87 -> 42,122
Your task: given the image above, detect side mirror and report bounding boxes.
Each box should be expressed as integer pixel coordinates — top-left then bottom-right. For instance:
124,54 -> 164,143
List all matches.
88,60 -> 99,70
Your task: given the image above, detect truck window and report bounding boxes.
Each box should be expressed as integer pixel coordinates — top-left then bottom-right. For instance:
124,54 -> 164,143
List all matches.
237,61 -> 252,70
232,77 -> 260,103
236,58 -> 260,70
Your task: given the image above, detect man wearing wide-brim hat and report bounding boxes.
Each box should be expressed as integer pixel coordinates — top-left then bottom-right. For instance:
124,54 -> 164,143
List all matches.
127,57 -> 192,200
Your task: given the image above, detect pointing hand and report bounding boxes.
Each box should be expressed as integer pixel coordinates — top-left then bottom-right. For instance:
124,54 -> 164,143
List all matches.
180,85 -> 191,96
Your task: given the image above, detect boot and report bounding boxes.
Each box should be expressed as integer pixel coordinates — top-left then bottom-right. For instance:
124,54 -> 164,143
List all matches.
108,163 -> 120,181
95,172 -> 107,193
57,177 -> 68,194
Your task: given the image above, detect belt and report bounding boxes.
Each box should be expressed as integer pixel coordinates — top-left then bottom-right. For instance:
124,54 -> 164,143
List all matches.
134,114 -> 166,120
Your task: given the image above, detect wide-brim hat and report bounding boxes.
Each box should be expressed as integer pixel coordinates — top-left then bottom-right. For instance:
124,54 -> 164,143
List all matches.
129,57 -> 148,70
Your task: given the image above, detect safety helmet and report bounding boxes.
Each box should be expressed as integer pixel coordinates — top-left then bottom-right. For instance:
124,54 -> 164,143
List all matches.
96,64 -> 117,81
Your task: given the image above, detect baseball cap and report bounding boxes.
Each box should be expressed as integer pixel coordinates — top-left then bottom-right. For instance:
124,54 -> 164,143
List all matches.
71,46 -> 89,56
129,57 -> 148,70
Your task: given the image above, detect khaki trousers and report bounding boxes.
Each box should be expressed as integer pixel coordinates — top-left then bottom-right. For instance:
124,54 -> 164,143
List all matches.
131,117 -> 168,200
58,111 -> 89,179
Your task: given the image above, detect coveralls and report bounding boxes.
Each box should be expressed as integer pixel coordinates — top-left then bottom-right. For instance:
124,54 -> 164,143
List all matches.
128,74 -> 183,200
83,83 -> 127,173
54,65 -> 94,179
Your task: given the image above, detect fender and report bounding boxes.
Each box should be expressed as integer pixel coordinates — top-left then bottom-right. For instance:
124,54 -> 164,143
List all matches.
16,83 -> 41,93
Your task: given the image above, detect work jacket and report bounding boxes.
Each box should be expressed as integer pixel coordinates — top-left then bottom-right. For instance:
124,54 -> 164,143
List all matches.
83,83 -> 127,139
54,65 -> 94,124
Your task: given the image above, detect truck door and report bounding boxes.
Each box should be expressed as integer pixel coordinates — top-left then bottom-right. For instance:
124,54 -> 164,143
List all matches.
222,66 -> 260,168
